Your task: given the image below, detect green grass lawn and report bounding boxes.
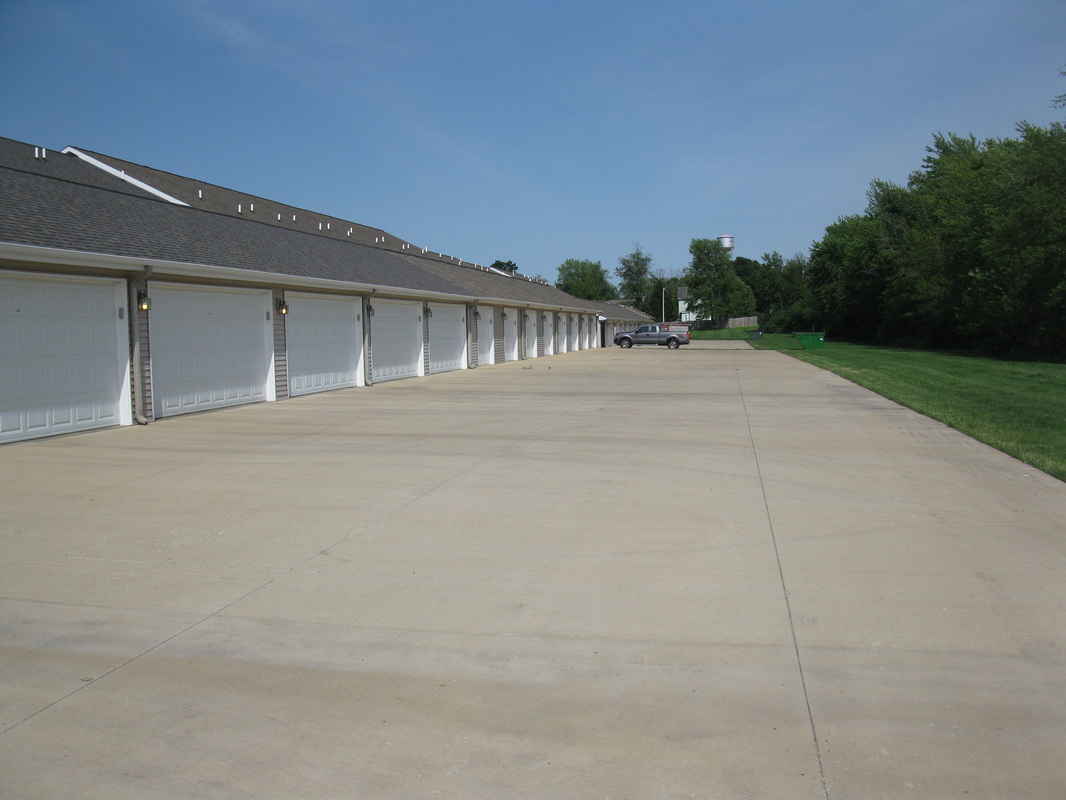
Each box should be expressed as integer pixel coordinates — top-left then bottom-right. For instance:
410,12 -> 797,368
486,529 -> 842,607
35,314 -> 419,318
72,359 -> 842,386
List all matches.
749,336 -> 1066,482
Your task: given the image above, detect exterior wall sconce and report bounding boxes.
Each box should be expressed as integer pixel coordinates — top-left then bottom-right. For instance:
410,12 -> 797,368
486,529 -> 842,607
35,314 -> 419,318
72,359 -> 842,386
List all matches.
425,307 -> 433,318
473,310 -> 481,319
137,291 -> 151,312
275,298 -> 289,315
368,305 -> 375,317
501,312 -> 508,320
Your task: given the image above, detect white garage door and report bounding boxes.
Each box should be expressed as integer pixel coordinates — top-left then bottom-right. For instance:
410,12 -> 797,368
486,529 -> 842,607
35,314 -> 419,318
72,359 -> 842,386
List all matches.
570,314 -> 580,351
286,293 -> 362,396
504,307 -> 519,362
476,311 -> 494,365
370,300 -> 422,383
524,310 -> 538,359
1,272 -> 130,443
428,303 -> 466,374
543,313 -> 555,356
149,284 -> 273,418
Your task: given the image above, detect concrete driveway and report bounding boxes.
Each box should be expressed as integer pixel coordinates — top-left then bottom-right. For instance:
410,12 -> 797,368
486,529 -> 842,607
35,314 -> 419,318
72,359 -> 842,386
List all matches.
2,345 -> 1064,799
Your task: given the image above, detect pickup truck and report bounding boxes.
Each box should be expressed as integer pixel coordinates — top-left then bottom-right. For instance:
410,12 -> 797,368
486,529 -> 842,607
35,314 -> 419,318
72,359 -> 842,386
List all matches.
614,323 -> 691,349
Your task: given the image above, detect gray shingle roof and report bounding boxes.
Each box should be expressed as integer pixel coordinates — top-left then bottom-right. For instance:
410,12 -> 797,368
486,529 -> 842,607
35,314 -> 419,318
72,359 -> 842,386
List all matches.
0,138 -> 159,199
67,145 -> 402,251
578,299 -> 653,322
0,166 -> 465,294
0,136 -> 626,315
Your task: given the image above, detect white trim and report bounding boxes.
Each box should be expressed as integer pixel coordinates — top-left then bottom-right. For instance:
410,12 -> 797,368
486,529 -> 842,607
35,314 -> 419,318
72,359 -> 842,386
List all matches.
61,148 -> 191,206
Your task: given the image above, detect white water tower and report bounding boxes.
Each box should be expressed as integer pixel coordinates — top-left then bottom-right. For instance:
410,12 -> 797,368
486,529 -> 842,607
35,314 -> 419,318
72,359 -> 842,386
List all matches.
717,234 -> 734,252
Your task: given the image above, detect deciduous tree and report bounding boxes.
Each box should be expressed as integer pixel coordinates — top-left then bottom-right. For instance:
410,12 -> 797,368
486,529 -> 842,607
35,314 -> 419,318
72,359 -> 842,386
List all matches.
615,245 -> 653,312
683,239 -> 755,323
555,259 -> 618,301
807,119 -> 1066,355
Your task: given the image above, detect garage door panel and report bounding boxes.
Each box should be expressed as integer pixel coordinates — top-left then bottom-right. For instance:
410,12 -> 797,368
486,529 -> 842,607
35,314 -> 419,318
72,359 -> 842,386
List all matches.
476,314 -> 494,365
150,285 -> 272,418
0,273 -> 129,443
371,301 -> 421,382
287,294 -> 361,396
524,311 -> 538,359
428,304 -> 466,374
0,407 -> 19,434
503,307 -> 518,361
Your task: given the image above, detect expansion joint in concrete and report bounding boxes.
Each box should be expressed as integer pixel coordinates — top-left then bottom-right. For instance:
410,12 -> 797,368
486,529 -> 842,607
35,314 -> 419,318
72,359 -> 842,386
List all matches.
733,356 -> 830,800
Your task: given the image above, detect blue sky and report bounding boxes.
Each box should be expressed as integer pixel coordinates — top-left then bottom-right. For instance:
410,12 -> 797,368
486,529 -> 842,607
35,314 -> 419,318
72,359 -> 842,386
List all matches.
2,1 -> 1063,281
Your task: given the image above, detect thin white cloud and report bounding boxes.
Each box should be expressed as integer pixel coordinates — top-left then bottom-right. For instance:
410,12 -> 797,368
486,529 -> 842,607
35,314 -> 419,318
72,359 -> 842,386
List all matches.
177,1 -> 298,66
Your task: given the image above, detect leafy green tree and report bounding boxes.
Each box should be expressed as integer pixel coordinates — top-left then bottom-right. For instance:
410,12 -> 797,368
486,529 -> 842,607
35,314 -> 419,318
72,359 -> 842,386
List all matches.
647,272 -> 682,321
555,259 -> 619,301
808,214 -> 884,339
734,253 -> 787,320
683,239 -> 755,323
807,120 -> 1066,355
863,178 -> 949,345
615,245 -> 654,312
489,260 -> 518,274
732,256 -> 762,296
769,253 -> 818,332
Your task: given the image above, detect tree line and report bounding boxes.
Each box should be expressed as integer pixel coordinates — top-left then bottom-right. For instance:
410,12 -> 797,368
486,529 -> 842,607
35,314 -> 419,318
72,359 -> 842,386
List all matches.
552,250 -> 687,321
542,82 -> 1064,356
806,121 -> 1065,356
549,244 -> 812,331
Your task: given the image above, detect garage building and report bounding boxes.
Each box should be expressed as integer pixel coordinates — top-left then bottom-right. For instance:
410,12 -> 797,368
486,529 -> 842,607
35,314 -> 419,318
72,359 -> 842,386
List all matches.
0,137 -> 651,444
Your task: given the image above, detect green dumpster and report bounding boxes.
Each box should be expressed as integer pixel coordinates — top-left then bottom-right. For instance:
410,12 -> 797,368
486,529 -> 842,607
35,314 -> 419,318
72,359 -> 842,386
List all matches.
794,332 -> 825,349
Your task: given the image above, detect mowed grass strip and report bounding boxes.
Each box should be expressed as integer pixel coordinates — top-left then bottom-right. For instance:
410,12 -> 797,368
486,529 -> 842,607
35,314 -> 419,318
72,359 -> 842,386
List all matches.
749,337 -> 1066,482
